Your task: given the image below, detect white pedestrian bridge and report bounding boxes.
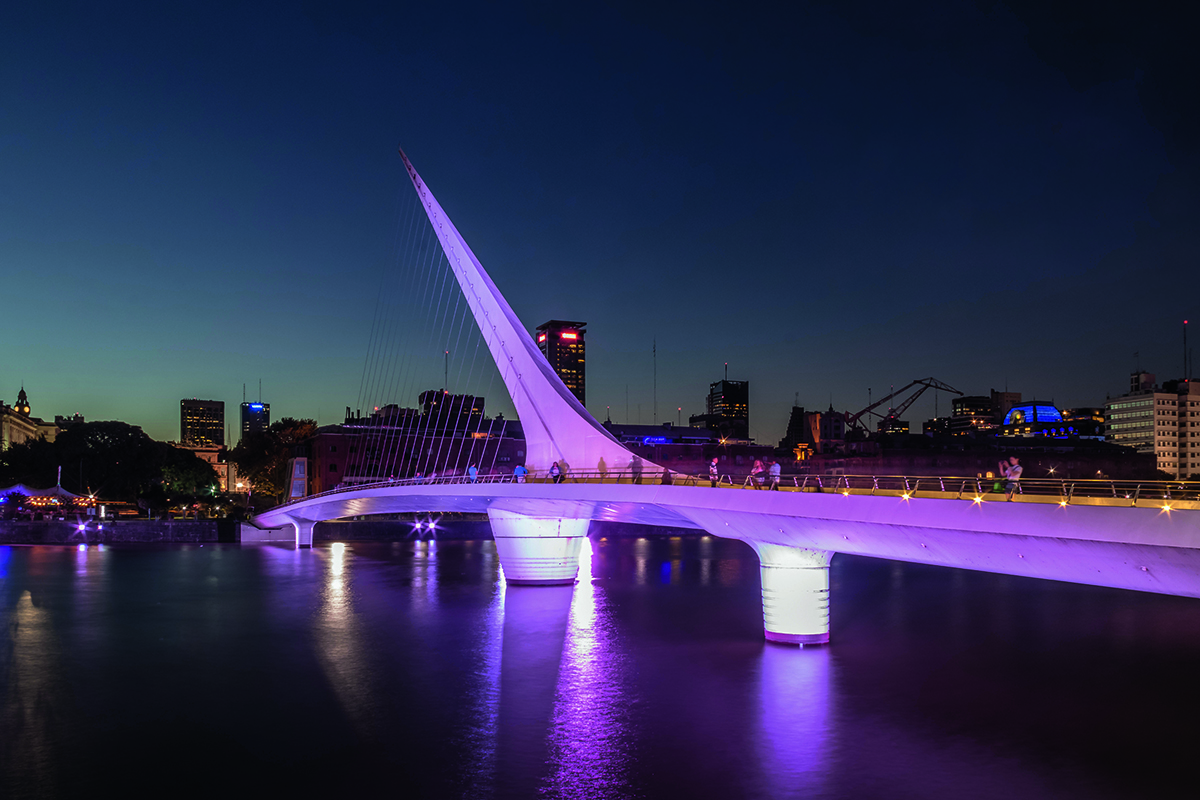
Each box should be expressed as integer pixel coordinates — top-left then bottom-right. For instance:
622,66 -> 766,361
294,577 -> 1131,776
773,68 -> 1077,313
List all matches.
256,472 -> 1200,645
254,148 -> 1200,645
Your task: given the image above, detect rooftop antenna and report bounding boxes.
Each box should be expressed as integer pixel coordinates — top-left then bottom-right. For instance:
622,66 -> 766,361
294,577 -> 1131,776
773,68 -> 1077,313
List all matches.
445,350 -> 449,390
243,383 -> 246,403
1185,319 -> 1189,381
653,337 -> 657,424
725,362 -> 728,381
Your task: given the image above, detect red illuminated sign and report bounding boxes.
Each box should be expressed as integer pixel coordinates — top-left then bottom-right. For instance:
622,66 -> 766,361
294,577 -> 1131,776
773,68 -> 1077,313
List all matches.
560,332 -> 578,340
537,333 -> 546,342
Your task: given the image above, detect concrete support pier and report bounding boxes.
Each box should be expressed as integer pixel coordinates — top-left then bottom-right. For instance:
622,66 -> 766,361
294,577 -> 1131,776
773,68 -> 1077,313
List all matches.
286,518 -> 316,548
487,510 -> 588,585
752,543 -> 834,645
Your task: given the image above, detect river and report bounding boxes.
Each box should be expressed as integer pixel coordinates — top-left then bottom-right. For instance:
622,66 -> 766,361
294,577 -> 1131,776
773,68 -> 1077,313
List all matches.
2,534 -> 1197,798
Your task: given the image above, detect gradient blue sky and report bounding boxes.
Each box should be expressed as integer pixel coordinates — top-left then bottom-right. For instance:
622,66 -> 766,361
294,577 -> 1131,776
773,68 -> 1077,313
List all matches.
2,1 -> 1196,444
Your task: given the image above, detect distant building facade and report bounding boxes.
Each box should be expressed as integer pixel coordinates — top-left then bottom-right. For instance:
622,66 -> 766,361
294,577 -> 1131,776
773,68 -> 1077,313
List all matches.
690,379 -> 750,442
240,402 -> 270,442
1105,373 -> 1200,478
181,399 -> 225,447
173,443 -> 235,493
950,389 -> 1022,436
535,320 -> 586,405
305,398 -> 523,493
779,405 -> 845,456
1,387 -> 57,449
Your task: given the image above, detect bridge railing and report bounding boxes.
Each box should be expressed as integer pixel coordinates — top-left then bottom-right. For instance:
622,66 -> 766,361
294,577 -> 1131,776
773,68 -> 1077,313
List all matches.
273,470 -> 1200,511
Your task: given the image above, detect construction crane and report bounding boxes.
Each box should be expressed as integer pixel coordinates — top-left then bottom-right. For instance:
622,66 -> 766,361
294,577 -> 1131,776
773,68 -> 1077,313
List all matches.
844,377 -> 962,434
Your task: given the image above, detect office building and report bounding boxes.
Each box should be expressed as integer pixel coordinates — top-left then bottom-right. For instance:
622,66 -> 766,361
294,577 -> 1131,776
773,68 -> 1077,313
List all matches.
535,320 -> 586,405
1105,373 -> 1200,478
689,379 -> 750,441
240,402 -> 270,442
181,399 -> 225,447
950,389 -> 1022,436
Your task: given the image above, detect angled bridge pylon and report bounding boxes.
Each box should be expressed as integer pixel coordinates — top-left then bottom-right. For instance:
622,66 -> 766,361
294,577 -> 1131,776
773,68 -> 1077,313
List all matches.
398,146 -> 654,478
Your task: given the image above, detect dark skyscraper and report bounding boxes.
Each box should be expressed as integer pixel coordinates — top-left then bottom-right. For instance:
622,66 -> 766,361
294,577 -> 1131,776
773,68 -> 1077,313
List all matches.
181,399 -> 225,446
689,379 -> 750,441
535,320 -> 586,405
240,401 -> 270,442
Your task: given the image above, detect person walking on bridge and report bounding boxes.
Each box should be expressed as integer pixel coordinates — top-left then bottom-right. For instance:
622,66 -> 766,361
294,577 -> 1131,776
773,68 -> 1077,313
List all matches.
1000,456 -> 1023,499
767,460 -> 782,490
467,464 -> 478,483
550,461 -> 563,484
709,457 -> 719,488
750,459 -> 765,489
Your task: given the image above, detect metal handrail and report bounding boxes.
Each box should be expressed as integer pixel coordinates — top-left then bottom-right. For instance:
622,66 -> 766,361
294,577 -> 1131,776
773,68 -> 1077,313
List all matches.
268,470 -> 1200,511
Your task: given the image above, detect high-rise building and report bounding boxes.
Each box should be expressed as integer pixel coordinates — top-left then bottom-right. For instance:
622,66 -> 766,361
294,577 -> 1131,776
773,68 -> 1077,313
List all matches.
1105,373 -> 1200,478
240,402 -> 270,442
689,379 -> 750,441
181,399 -> 225,447
535,320 -> 586,405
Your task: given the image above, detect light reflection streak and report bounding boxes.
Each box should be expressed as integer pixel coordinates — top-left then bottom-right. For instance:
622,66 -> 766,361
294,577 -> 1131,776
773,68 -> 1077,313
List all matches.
754,645 -> 833,796
541,538 -> 637,799
457,542 -> 505,797
3,590 -> 62,792
312,543 -> 376,735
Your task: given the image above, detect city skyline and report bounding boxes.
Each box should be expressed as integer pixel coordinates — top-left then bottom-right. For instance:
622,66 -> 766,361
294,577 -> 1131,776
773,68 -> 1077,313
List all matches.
3,2 -> 1197,444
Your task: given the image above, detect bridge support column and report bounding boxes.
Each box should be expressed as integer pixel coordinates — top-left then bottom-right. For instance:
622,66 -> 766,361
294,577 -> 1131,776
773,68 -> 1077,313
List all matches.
487,510 -> 588,585
286,518 -> 316,549
751,543 -> 833,645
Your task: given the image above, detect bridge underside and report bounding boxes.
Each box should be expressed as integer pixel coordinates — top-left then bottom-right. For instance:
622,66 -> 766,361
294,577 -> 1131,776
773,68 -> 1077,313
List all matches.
256,483 -> 1200,644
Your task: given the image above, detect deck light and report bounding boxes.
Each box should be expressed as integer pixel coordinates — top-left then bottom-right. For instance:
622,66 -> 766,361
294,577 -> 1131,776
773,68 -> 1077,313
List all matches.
973,495 -> 983,504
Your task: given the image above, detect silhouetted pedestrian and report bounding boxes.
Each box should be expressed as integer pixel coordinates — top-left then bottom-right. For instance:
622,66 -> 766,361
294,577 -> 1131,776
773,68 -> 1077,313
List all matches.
750,459 -> 765,489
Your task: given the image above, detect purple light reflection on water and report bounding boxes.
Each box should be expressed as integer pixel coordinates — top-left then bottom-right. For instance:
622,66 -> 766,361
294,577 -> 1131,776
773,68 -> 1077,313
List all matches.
4,537 -> 1200,797
754,645 -> 833,797
540,537 -> 639,799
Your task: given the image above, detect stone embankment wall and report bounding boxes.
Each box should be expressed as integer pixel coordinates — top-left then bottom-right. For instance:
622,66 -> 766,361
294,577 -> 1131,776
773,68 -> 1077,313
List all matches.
0,520 -> 237,545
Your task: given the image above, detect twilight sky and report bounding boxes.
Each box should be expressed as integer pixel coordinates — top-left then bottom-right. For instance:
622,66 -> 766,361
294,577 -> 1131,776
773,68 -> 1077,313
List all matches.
2,0 -> 1197,444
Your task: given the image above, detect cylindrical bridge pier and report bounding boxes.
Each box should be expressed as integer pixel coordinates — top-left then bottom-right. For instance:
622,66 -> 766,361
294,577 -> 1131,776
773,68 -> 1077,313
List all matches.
751,543 -> 833,645
487,510 -> 589,585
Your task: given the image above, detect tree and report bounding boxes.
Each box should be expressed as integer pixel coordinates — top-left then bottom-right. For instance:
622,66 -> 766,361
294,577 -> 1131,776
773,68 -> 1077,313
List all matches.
229,417 -> 317,507
0,421 -> 217,503
0,492 -> 28,520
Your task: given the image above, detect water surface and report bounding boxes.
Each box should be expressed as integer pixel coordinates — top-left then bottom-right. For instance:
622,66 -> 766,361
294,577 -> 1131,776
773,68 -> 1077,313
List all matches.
2,536 -> 1198,798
